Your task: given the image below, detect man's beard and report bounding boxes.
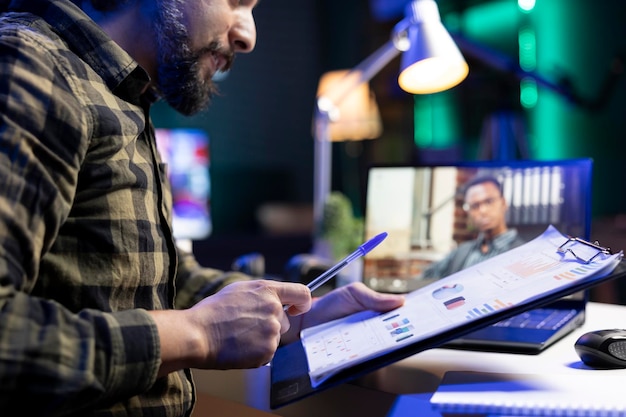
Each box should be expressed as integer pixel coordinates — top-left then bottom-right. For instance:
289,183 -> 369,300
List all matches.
158,52 -> 218,116
153,0 -> 225,115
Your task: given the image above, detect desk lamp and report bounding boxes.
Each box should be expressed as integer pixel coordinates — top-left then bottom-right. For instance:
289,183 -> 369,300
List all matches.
313,0 -> 469,236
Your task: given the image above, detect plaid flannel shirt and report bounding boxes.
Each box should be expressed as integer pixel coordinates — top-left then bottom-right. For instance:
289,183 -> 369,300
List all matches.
0,0 -> 249,415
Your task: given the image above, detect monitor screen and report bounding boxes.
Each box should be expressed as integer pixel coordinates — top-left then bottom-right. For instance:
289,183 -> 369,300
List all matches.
362,159 -> 593,293
155,128 -> 212,241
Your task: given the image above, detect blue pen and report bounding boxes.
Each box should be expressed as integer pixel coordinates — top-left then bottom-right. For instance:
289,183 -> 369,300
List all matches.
282,232 -> 388,309
307,231 -> 388,293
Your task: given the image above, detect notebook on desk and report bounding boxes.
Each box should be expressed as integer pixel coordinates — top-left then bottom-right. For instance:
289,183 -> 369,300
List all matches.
361,159 -> 594,353
430,370 -> 626,416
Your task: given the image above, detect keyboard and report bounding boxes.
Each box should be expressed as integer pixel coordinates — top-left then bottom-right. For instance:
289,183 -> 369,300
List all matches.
493,308 -> 578,330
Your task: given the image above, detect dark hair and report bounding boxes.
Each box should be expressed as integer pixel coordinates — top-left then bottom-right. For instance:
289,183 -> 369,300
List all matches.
1,0 -> 126,12
86,0 -> 131,11
463,175 -> 503,198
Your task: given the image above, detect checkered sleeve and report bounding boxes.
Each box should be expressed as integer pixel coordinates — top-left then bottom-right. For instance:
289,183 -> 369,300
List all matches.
174,246 -> 252,309
0,18 -> 159,412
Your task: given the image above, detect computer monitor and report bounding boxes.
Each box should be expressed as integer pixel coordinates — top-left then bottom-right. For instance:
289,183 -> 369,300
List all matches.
155,128 -> 212,241
362,158 -> 593,293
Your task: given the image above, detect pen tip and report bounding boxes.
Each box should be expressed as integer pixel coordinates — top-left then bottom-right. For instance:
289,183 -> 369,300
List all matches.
361,232 -> 388,255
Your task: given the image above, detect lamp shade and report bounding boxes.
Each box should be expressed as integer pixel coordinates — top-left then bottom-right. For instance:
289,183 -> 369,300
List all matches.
316,70 -> 383,141
397,0 -> 469,94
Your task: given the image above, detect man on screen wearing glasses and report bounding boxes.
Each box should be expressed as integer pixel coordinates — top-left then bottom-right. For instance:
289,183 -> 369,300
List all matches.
420,175 -> 526,280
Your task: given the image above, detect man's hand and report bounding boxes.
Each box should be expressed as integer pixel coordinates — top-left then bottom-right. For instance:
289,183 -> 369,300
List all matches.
151,280 -> 311,375
151,281 -> 403,376
281,282 -> 405,345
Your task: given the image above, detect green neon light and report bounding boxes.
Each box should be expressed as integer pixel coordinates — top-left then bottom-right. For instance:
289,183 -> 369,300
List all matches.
520,77 -> 538,108
518,26 -> 536,71
413,93 -> 460,149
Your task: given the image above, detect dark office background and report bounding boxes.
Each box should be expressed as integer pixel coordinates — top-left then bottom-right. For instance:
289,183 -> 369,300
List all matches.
151,0 -> 626,276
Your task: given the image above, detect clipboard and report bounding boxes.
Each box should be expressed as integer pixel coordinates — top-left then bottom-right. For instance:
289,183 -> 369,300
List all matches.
269,225 -> 626,409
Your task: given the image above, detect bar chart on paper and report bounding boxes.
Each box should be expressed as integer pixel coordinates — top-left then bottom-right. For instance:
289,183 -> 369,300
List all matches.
553,263 -> 597,281
504,256 -> 560,279
465,299 -> 513,320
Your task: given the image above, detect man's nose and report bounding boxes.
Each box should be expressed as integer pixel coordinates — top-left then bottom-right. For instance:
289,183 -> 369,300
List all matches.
230,10 -> 257,53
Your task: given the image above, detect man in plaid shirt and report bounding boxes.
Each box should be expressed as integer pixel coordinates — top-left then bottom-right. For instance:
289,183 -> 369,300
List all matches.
0,0 -> 405,415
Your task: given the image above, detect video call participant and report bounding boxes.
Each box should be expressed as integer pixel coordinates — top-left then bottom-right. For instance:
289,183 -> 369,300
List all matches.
420,175 -> 526,280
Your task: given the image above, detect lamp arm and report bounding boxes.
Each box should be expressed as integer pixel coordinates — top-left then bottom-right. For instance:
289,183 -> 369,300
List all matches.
316,38 -> 402,118
451,34 -> 578,102
452,33 -> 625,111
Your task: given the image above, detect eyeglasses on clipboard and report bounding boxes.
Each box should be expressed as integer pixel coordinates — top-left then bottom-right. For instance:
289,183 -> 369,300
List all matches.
557,236 -> 613,264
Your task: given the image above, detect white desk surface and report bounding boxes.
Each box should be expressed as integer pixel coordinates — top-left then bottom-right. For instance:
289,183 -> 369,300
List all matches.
192,302 -> 626,417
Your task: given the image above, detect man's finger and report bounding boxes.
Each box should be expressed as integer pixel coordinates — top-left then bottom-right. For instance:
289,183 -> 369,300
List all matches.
270,282 -> 312,315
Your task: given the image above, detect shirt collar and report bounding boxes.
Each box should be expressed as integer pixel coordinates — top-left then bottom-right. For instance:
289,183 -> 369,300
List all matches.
6,0 -> 152,103
478,229 -> 519,251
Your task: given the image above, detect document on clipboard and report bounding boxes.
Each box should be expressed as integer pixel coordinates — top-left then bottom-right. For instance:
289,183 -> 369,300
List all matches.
270,225 -> 625,408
